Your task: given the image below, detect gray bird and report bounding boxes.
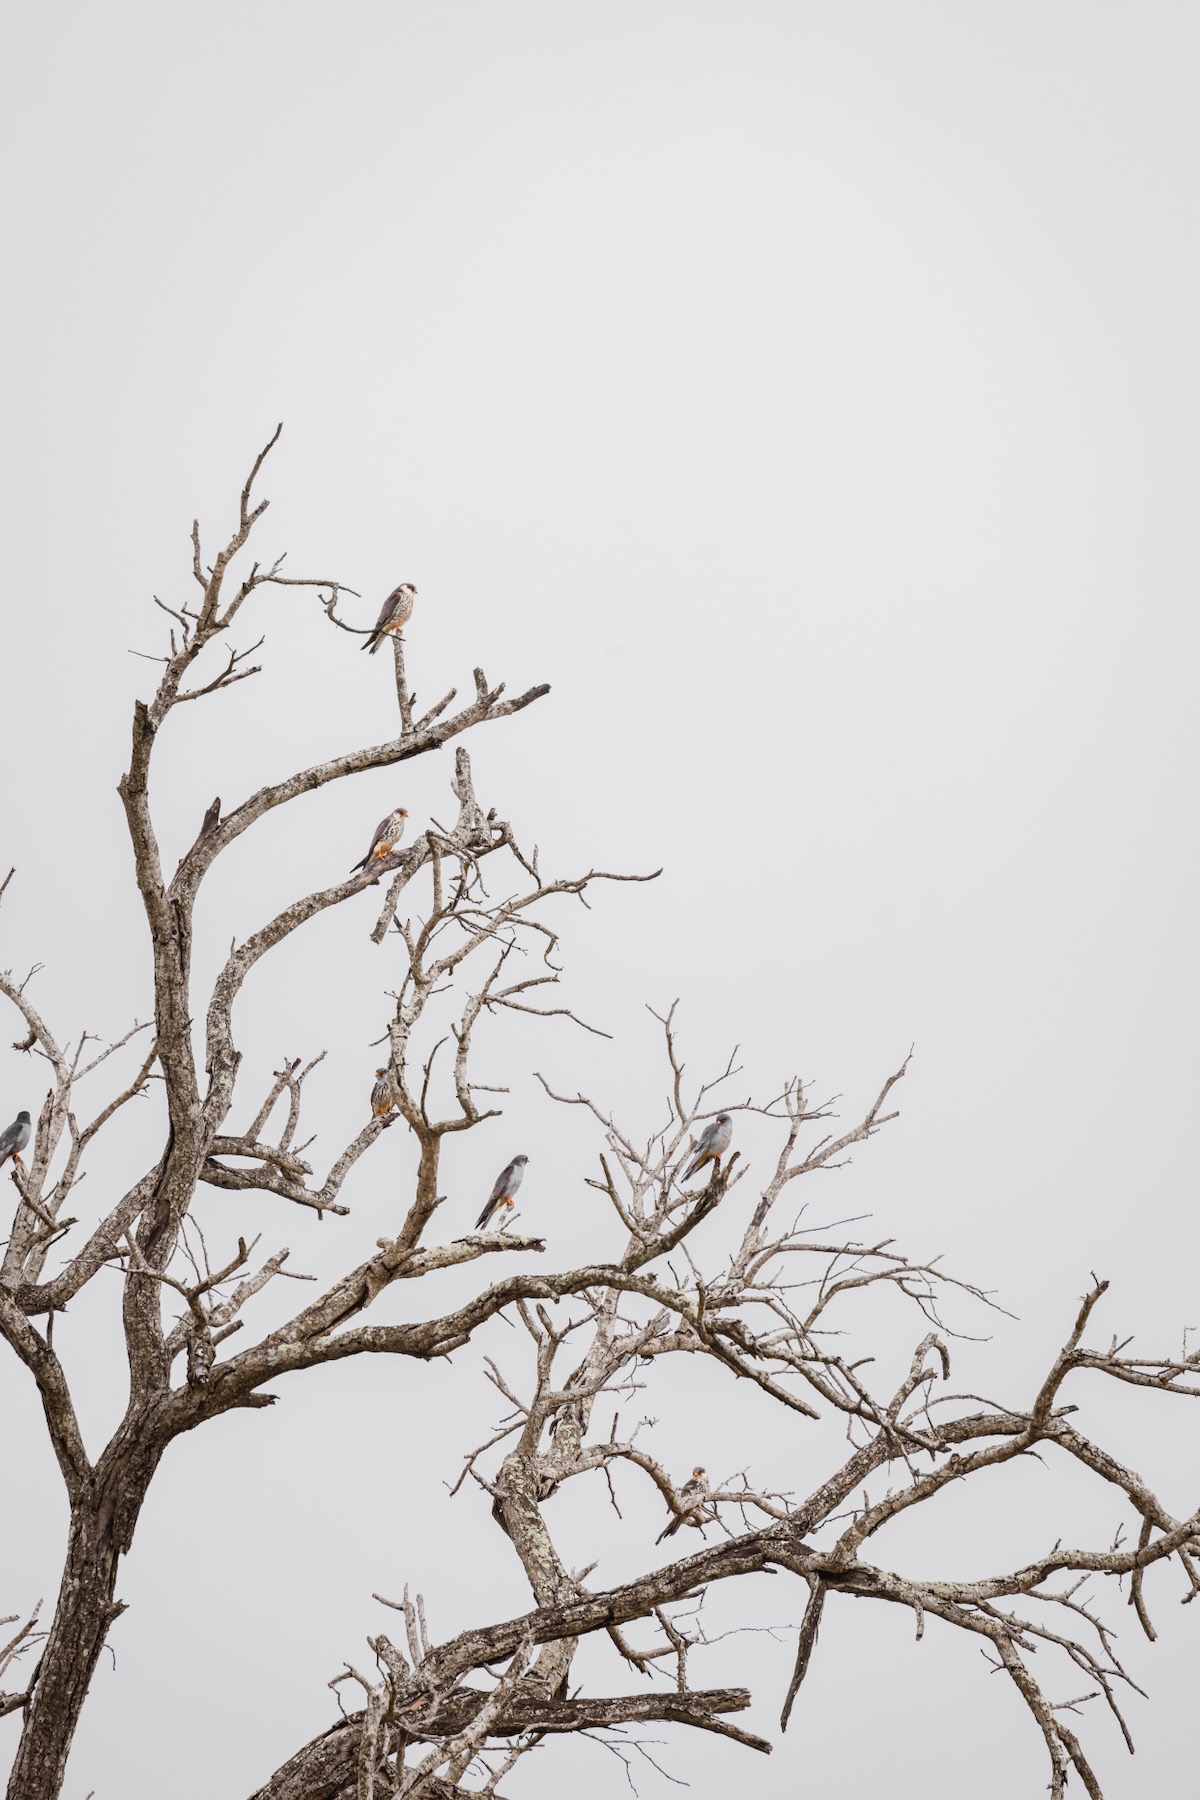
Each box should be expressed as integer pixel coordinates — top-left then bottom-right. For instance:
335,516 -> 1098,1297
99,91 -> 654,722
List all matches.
362,582 -> 417,654
475,1154 -> 528,1230
0,1110 -> 32,1171
681,1113 -> 732,1182
350,807 -> 409,874
657,1466 -> 709,1541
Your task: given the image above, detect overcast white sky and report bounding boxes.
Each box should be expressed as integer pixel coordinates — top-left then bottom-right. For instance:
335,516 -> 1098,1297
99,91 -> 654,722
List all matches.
1,4 -> 1199,1796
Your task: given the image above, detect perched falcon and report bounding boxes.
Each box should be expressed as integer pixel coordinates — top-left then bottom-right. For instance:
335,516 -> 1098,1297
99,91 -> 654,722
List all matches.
350,807 -> 409,874
187,1329 -> 216,1389
362,583 -> 417,654
681,1113 -> 732,1182
657,1467 -> 709,1542
370,1068 -> 396,1118
0,1110 -> 31,1171
475,1154 -> 528,1230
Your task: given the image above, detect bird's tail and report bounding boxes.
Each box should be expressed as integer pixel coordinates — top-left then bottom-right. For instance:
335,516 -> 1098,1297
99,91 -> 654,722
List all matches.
350,855 -> 369,874
475,1202 -> 494,1231
656,1516 -> 682,1544
364,634 -> 381,654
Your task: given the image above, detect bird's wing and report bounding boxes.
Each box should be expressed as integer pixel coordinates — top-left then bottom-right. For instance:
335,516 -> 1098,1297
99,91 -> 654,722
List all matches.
352,812 -> 396,872
363,591 -> 400,650
486,1162 -> 515,1208
372,591 -> 403,633
368,811 -> 398,854
0,1122 -> 17,1157
682,1121 -> 717,1174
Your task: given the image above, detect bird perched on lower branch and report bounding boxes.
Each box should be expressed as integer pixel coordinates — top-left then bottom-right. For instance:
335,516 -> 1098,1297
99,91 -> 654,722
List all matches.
681,1114 -> 732,1182
476,1154 -> 528,1229
657,1467 -> 709,1541
362,582 -> 417,653
0,1110 -> 31,1172
350,807 -> 409,874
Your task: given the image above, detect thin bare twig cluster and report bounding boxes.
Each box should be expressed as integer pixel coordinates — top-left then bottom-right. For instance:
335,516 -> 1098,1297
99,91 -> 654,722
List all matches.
253,1010 -> 1200,1800
0,1605 -> 42,1724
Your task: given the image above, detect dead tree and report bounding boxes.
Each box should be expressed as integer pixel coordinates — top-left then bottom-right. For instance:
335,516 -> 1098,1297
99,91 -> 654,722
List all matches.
1,434 -> 1197,1800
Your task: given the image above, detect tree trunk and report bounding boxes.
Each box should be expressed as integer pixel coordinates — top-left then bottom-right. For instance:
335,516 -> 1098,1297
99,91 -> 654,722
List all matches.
7,1442 -> 159,1800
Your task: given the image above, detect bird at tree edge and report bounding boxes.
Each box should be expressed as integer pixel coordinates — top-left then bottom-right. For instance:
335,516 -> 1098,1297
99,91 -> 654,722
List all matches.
0,1110 -> 31,1171
362,582 -> 417,653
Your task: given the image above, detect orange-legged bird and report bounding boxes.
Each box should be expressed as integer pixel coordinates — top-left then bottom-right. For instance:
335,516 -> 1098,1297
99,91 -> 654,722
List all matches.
476,1154 -> 528,1230
657,1467 -> 709,1541
681,1114 -> 732,1182
351,807 -> 409,874
370,1069 -> 396,1119
362,583 -> 417,653
0,1111 -> 31,1171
